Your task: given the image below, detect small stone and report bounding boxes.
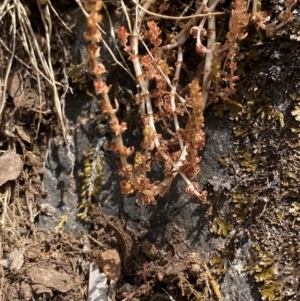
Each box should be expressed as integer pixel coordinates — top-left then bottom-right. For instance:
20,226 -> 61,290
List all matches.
118,283 -> 132,293
98,249 -> 121,282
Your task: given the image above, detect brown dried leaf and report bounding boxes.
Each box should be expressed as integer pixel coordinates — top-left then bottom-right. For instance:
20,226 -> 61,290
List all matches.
14,89 -> 39,109
20,281 -> 32,300
0,249 -> 24,271
9,250 -> 24,271
0,151 -> 23,186
31,284 -> 52,296
15,125 -> 31,144
7,72 -> 22,98
40,203 -> 57,216
142,239 -> 161,260
27,267 -> 72,293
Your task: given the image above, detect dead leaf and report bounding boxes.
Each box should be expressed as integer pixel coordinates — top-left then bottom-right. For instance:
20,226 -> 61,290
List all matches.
15,125 -> 31,143
20,281 -> 32,300
40,203 -> 57,216
7,71 -> 22,98
0,151 -> 23,186
142,239 -> 161,260
83,234 -> 91,252
13,88 -> 39,109
27,267 -> 72,293
26,151 -> 44,174
31,284 -> 52,296
0,249 -> 24,271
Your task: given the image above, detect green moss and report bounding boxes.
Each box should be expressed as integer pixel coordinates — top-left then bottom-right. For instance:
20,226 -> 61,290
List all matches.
209,43 -> 300,300
54,215 -> 68,232
210,216 -> 233,237
78,145 -> 104,222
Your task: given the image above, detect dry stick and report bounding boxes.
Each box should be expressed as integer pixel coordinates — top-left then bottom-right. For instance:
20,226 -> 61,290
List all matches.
196,0 -> 222,102
26,181 -> 35,223
0,184 -> 18,278
26,17 -> 43,151
0,38 -> 63,87
196,17 -> 209,53
132,0 -> 223,19
17,1 -> 67,141
162,1 -> 209,51
1,184 -> 22,240
0,0 -> 12,21
47,0 -> 72,33
202,0 -> 217,107
181,0 -> 196,16
130,4 -> 156,185
121,0 -> 132,33
196,0 -> 209,49
15,3 -> 58,147
87,234 -> 104,247
55,31 -> 76,176
170,46 -> 184,150
0,6 -> 15,123
252,0 -> 258,16
37,1 -> 67,140
131,0 -> 155,117
130,1 -> 172,195
130,0 -> 160,192
131,0 -> 205,199
18,4 -> 52,80
102,1 -> 134,80
14,2 -> 42,149
132,44 -> 180,196
0,185 -> 11,256
131,0 -> 207,199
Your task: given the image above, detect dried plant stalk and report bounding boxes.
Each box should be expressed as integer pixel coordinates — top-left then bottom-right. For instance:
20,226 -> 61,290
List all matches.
83,0 -> 295,205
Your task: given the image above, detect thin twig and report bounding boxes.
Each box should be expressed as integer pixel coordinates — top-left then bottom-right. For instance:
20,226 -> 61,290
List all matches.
87,234 -> 104,247
0,5 -> 15,122
48,0 -> 72,33
202,0 -> 217,106
0,38 -> 63,87
132,0 -> 224,19
37,1 -> 67,140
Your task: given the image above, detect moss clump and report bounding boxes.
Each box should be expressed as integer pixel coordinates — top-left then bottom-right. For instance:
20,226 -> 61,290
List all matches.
209,37 -> 300,301
78,144 -> 104,222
